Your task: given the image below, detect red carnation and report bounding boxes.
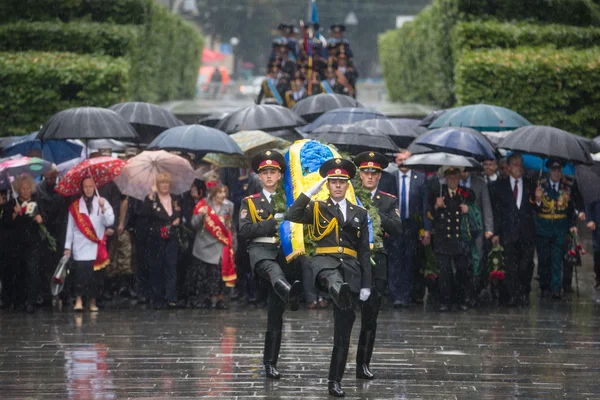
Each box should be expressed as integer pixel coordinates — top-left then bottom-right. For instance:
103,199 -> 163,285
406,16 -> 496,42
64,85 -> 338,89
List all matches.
425,273 -> 439,281
160,226 -> 170,239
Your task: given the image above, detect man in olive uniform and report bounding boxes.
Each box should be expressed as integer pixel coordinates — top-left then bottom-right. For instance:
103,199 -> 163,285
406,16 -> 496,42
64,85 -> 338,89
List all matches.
431,166 -> 476,312
533,159 -> 577,299
238,150 -> 302,380
286,158 -> 371,398
353,152 -> 402,380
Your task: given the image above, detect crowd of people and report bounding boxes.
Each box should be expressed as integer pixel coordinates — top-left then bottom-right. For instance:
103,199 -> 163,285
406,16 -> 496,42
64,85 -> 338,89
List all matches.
256,22 -> 358,107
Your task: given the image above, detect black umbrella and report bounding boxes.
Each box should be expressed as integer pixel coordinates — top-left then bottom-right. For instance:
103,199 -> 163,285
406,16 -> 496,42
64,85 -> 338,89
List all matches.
308,124 -> 398,155
419,109 -> 446,127
402,152 -> 482,172
147,125 -> 243,156
353,118 -> 419,148
414,127 -> 498,161
198,112 -> 229,128
498,125 -> 593,165
268,128 -> 305,142
575,163 -> 600,205
291,94 -> 363,122
299,107 -> 387,133
109,102 -> 183,144
574,134 -> 600,154
407,142 -> 435,155
38,107 -> 139,142
215,104 -> 306,134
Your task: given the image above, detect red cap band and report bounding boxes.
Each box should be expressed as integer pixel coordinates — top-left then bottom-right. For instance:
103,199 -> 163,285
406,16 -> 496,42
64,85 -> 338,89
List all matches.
326,168 -> 350,178
359,161 -> 382,170
258,159 -> 281,171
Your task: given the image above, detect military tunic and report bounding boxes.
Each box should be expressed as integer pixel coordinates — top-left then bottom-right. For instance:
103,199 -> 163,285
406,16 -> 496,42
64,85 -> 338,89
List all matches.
370,190 -> 402,291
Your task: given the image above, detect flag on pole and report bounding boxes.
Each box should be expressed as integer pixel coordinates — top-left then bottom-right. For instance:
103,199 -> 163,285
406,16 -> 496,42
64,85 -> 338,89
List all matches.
311,0 -> 319,38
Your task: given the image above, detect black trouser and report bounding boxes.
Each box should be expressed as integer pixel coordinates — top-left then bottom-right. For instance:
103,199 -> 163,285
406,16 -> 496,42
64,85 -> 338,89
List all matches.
255,259 -> 286,287
437,253 -> 471,307
16,243 -> 42,307
134,226 -> 150,299
503,241 -> 535,300
317,268 -> 357,383
73,260 -> 104,298
594,252 -> 600,284
0,249 -> 24,307
147,236 -> 179,304
236,240 -> 257,300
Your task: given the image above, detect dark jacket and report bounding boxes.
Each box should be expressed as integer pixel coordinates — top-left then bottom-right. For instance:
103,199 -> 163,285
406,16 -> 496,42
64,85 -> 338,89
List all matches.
493,176 -> 537,244
141,194 -> 182,240
430,185 -> 475,256
285,193 -> 371,292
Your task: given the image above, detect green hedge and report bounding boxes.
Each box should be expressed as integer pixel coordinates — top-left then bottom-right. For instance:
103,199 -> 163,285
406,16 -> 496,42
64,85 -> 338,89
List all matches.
0,21 -> 139,57
452,21 -> 600,54
380,0 -> 600,107
0,52 -> 130,136
0,0 -> 149,24
455,47 -> 600,137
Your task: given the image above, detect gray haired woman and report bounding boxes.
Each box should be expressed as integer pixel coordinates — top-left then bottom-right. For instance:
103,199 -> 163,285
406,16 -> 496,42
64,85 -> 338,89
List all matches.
188,180 -> 236,309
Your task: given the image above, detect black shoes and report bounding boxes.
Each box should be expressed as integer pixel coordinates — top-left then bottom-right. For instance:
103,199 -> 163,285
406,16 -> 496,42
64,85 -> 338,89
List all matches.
459,304 -> 470,312
552,290 -> 562,300
356,364 -> 374,380
438,304 -> 450,312
263,332 -> 282,379
264,364 -> 280,379
273,279 -> 302,311
215,300 -> 228,309
25,304 -> 35,313
330,282 -> 352,310
328,380 -> 345,397
356,330 -> 376,380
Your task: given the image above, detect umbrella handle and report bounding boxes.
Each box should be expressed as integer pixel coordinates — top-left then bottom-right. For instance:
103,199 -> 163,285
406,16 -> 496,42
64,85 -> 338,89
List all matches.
87,167 -> 101,215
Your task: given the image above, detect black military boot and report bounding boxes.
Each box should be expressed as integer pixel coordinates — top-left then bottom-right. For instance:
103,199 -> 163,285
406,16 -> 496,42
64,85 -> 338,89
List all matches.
263,332 -> 282,379
329,282 -> 352,310
273,279 -> 302,311
356,330 -> 375,379
328,345 -> 349,397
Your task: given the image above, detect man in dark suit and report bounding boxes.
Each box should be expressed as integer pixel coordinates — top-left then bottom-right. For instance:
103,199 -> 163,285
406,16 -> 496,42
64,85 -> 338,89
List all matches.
285,158 -> 371,397
353,151 -> 402,380
238,150 -> 302,380
492,153 -> 538,306
387,150 -> 432,307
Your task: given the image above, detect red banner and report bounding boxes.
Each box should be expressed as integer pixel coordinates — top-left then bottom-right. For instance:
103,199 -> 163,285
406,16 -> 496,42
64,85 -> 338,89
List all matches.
194,199 -> 236,287
68,200 -> 109,271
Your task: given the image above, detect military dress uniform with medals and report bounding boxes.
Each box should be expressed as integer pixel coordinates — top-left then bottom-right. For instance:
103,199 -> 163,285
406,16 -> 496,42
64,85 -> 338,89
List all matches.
533,160 -> 576,297
238,151 -> 301,380
285,158 -> 371,397
353,152 -> 402,380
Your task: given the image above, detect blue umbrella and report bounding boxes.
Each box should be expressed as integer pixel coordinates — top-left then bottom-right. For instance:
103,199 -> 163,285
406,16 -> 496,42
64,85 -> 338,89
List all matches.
2,132 -> 83,165
147,125 -> 244,156
428,104 -> 531,131
299,107 -> 387,133
520,153 -> 575,175
414,127 -> 497,161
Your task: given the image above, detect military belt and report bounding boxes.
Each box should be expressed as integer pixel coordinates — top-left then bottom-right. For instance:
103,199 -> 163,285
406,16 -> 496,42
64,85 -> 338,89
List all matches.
536,213 -> 567,220
252,237 -> 279,244
315,246 -> 358,258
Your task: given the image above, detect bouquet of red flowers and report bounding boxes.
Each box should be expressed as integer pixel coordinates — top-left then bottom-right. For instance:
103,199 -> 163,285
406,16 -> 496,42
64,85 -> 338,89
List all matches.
160,225 -> 170,239
420,243 -> 439,281
564,231 -> 585,267
488,244 -> 506,281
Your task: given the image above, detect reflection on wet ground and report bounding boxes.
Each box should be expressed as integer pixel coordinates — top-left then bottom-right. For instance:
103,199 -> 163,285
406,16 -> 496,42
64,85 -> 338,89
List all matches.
1,291 -> 600,399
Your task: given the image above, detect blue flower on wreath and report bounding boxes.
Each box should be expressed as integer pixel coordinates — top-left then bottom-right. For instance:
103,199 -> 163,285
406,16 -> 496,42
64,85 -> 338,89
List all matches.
299,140 -> 333,176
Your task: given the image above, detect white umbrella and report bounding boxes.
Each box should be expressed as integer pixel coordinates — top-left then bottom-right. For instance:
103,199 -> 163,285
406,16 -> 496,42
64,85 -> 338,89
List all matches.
114,150 -> 195,200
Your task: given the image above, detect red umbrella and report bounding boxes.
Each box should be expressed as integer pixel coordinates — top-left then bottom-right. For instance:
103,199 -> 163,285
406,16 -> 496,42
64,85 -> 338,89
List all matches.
55,156 -> 125,196
202,48 -> 226,63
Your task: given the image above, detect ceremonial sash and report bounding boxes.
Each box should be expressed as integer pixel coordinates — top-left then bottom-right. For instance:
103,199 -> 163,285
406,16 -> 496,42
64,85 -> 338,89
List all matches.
335,70 -> 355,96
194,199 -> 237,287
321,80 -> 334,94
69,200 -> 109,271
266,78 -> 284,105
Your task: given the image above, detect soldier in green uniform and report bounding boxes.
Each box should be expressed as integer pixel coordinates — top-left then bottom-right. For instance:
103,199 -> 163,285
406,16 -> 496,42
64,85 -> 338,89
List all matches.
286,158 -> 371,398
353,151 -> 402,380
238,150 -> 302,380
533,159 -> 577,299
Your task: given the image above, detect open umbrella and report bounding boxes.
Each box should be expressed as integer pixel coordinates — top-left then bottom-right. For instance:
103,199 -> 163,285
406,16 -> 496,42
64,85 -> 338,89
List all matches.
147,125 -> 243,157
203,131 -> 290,167
114,150 -> 196,201
299,107 -> 387,133
215,104 -> 306,134
575,163 -> 600,205
55,157 -> 125,196
428,104 -> 531,131
353,119 -> 419,148
109,102 -> 184,144
414,127 -> 497,161
498,125 -> 593,165
0,157 -> 54,179
2,132 -> 83,167
307,124 -> 398,155
402,152 -> 482,172
419,109 -> 446,127
38,107 -> 139,142
198,112 -> 229,128
291,93 -> 363,122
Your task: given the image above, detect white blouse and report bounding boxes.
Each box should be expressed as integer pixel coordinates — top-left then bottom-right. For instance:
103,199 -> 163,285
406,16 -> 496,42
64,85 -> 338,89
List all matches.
65,197 -> 115,261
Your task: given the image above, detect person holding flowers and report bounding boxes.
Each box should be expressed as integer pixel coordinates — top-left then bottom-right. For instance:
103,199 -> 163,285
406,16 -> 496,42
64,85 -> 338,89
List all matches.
189,180 -> 235,310
64,177 -> 114,312
142,172 -> 182,309
430,166 -> 476,312
2,174 -> 46,313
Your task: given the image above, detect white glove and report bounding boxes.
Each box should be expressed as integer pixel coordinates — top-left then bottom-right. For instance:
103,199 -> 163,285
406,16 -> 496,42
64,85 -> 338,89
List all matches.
359,288 -> 371,301
274,213 -> 285,221
304,177 -> 327,198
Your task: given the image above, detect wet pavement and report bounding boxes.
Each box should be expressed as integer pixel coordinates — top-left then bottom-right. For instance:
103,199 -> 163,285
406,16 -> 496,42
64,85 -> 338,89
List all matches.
1,288 -> 600,399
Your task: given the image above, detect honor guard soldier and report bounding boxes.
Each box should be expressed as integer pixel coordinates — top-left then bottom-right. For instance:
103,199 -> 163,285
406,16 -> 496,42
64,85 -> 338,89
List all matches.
353,151 -> 402,380
534,159 -> 577,299
329,24 -> 353,59
238,150 -> 302,380
286,158 -> 371,397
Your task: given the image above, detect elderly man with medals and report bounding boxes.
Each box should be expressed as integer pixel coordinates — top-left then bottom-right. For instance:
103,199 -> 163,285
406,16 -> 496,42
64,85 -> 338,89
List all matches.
285,157 -> 371,398
353,151 -> 402,380
238,150 -> 302,380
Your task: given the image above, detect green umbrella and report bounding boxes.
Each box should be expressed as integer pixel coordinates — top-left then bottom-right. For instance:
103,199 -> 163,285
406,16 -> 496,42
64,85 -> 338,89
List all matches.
428,104 -> 531,132
203,130 -> 290,167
